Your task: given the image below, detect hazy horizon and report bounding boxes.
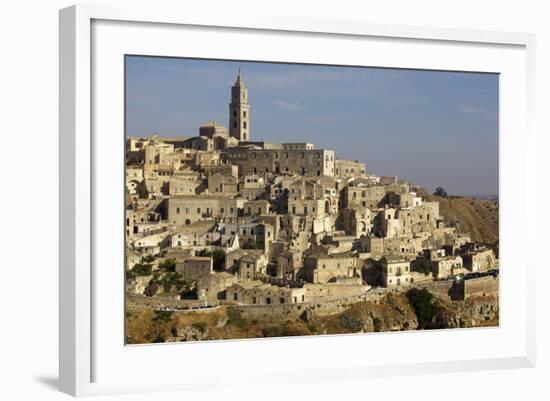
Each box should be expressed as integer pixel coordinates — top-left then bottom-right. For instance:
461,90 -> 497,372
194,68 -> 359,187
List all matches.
125,56 -> 499,196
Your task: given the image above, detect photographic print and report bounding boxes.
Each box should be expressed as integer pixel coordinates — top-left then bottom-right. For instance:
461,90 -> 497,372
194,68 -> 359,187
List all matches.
124,57 -> 499,344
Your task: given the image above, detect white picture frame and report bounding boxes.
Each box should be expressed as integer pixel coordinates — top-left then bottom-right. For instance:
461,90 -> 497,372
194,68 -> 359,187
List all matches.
59,4 -> 536,397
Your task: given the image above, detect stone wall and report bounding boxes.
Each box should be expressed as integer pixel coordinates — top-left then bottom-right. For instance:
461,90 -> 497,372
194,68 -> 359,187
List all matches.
457,276 -> 499,300
233,290 -> 388,320
415,276 -> 499,301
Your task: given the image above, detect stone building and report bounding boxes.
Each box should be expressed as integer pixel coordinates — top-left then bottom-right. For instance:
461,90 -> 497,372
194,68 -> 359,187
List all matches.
168,175 -> 200,196
462,247 -> 496,272
221,146 -> 336,177
303,253 -> 359,283
335,159 -> 366,178
343,184 -> 387,209
380,255 -> 412,288
237,254 -> 267,281
341,207 -> 373,238
226,282 -> 306,305
175,256 -> 213,281
276,250 -> 304,279
431,255 -> 464,279
197,272 -> 237,303
166,195 -> 242,225
208,173 -> 238,195
124,68 -> 496,311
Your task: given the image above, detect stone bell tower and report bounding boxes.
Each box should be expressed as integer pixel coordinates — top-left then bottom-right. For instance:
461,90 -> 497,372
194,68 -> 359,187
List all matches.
229,69 -> 250,142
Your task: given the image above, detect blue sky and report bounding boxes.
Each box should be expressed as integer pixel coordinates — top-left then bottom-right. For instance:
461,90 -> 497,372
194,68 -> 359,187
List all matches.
125,56 -> 499,196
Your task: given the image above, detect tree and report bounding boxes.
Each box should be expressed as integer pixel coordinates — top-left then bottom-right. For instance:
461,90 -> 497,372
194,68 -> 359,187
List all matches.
412,257 -> 432,276
212,249 -> 226,271
158,258 -> 176,272
406,288 -> 439,329
132,263 -> 152,276
196,249 -> 210,257
433,187 -> 448,197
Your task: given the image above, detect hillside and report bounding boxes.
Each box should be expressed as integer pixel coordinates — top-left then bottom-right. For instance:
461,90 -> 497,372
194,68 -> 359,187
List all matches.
125,292 -> 498,344
428,195 -> 499,243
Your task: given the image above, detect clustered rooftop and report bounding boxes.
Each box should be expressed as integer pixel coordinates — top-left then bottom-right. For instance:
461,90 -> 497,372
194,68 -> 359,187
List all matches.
125,71 -> 497,306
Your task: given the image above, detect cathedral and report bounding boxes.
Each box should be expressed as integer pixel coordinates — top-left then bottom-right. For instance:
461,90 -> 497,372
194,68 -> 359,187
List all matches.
179,70 -> 251,151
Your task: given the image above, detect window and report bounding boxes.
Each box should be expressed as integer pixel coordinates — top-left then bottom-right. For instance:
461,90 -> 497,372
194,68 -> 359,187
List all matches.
266,297 -> 271,304
197,208 -> 201,213
233,121 -> 237,128
252,297 -> 256,304
233,110 -> 237,117
280,298 -> 285,304
243,111 -> 247,117
176,207 -> 180,214
243,122 -> 247,129
233,293 -> 238,301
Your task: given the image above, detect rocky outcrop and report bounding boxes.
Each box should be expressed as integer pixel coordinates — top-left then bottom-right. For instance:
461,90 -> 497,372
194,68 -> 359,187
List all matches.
171,324 -> 208,341
433,295 -> 499,328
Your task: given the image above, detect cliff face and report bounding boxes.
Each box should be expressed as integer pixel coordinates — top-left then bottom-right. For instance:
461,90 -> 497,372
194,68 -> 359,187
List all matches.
125,291 -> 498,343
428,195 -> 499,243
432,295 -> 499,328
316,293 -> 498,334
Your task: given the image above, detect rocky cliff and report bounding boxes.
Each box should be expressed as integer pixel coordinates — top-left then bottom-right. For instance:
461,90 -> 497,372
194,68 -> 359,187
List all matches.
125,290 -> 499,344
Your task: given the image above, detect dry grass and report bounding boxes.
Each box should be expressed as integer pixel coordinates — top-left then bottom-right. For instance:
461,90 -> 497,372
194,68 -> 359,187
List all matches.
428,195 -> 499,243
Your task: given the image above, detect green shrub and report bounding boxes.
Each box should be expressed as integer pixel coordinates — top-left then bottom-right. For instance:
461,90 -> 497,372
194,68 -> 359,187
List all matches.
412,257 -> 432,276
132,263 -> 153,276
158,258 -> 176,272
153,310 -> 173,322
196,249 -> 210,257
406,288 -> 439,329
159,272 -> 186,293
126,269 -> 136,281
212,249 -> 226,271
340,311 -> 364,332
433,187 -> 448,197
372,317 -> 382,332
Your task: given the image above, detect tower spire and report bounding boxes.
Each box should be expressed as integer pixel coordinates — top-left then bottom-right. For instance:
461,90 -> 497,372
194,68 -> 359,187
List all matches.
229,69 -> 250,142
235,67 -> 244,86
